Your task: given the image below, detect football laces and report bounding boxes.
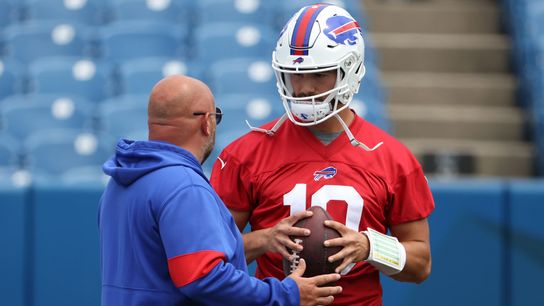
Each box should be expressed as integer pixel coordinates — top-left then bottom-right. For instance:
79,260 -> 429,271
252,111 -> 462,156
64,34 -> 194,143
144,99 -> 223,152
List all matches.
288,238 -> 303,273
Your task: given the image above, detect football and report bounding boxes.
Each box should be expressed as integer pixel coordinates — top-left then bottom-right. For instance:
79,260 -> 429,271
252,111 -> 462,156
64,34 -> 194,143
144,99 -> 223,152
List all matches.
283,206 -> 342,277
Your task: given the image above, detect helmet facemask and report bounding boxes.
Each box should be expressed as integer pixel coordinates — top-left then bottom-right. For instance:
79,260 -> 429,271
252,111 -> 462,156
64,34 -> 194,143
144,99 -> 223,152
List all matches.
274,52 -> 364,126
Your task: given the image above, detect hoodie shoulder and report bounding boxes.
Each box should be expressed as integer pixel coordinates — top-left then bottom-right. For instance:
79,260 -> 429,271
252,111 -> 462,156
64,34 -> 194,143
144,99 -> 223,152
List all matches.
103,140 -> 205,186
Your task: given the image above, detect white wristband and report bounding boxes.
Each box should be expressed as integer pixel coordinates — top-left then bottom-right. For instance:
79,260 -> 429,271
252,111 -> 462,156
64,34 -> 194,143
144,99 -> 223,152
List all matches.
363,227 -> 406,276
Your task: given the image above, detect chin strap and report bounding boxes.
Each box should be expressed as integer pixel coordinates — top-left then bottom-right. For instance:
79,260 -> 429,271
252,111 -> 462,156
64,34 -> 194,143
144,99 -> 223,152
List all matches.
246,113 -> 383,152
245,114 -> 288,135
334,114 -> 383,151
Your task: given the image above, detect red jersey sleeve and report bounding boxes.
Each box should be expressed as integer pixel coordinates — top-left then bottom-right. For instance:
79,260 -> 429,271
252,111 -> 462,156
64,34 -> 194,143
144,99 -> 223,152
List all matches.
210,150 -> 253,212
387,161 -> 435,225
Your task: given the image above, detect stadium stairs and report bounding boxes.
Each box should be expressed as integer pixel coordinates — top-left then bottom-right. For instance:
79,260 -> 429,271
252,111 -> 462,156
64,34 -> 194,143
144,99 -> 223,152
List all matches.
362,0 -> 534,177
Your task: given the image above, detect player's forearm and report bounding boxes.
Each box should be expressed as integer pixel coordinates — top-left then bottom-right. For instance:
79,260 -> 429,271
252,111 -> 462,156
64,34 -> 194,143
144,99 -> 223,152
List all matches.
242,229 -> 271,263
390,240 -> 431,283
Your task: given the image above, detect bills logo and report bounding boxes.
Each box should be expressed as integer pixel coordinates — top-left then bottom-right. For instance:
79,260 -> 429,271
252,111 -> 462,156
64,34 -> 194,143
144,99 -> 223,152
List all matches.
293,57 -> 304,64
323,15 -> 362,46
313,166 -> 337,181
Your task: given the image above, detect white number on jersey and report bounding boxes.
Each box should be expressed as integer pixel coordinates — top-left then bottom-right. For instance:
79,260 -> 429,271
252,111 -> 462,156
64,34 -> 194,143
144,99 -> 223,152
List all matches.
283,184 -> 364,231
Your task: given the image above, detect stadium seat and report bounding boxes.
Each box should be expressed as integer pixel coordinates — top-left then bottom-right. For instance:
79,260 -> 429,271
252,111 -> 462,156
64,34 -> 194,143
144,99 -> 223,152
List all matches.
97,21 -> 186,62
1,94 -> 93,141
109,0 -> 189,23
4,21 -> 91,62
98,96 -> 148,141
28,57 -> 113,102
60,165 -> 110,185
118,57 -> 202,95
25,0 -> 105,25
193,22 -> 275,62
211,94 -> 277,170
0,59 -> 26,100
277,0 -> 367,27
216,93 -> 283,131
194,0 -> 275,25
209,57 -> 277,96
24,129 -> 111,177
0,133 -> 19,170
0,1 -> 14,27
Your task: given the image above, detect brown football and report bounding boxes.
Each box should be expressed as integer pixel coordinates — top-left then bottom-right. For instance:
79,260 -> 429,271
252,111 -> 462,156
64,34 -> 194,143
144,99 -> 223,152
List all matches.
282,206 -> 342,277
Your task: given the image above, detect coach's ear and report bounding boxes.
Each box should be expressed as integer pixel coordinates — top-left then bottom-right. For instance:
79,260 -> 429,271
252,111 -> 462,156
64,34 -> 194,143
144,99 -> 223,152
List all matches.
200,113 -> 212,137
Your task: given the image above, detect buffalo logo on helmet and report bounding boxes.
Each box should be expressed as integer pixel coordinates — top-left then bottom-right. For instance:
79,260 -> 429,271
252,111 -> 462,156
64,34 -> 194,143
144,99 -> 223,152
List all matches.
323,15 -> 362,46
313,166 -> 337,181
292,57 -> 304,64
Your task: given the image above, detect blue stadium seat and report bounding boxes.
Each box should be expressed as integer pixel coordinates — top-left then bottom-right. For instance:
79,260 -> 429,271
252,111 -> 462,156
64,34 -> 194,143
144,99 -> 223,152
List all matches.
216,93 -> 283,131
194,0 -> 275,25
109,0 -> 189,23
0,0 -> 15,27
118,57 -> 202,95
98,96 -> 148,141
4,21 -> 91,62
0,133 -> 19,170
277,0 -> 367,27
60,165 -> 109,185
0,59 -> 26,100
209,57 -> 277,96
28,57 -> 113,102
1,94 -> 93,141
193,22 -> 275,62
98,21 -> 186,62
25,129 -> 110,177
25,0 -> 105,25
210,94 -> 278,172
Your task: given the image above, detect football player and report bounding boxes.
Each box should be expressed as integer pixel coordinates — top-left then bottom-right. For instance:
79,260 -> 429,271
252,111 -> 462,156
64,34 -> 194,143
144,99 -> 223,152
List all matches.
211,4 -> 435,305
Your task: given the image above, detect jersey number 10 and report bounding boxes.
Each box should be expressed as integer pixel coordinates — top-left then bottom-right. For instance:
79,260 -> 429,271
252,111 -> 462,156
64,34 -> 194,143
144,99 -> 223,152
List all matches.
283,184 -> 364,231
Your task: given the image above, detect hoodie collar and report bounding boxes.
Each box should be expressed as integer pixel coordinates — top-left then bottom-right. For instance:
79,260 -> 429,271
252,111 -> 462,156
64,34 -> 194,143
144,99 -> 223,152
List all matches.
103,139 -> 206,186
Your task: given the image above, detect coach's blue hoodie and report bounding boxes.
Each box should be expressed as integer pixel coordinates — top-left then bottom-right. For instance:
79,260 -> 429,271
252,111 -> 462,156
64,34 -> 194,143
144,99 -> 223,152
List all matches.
99,139 -> 299,306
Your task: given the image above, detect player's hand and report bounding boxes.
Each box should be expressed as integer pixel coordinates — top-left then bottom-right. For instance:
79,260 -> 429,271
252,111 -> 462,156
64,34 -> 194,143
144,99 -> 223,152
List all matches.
265,211 -> 313,260
288,259 -> 342,306
323,220 -> 370,273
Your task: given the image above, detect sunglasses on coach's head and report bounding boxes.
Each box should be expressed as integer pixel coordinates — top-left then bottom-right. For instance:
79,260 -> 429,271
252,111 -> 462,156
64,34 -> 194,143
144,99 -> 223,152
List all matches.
193,106 -> 223,125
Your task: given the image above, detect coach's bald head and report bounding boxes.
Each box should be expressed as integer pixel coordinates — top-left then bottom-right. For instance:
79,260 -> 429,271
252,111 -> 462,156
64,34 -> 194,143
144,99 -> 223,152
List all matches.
148,75 -> 217,164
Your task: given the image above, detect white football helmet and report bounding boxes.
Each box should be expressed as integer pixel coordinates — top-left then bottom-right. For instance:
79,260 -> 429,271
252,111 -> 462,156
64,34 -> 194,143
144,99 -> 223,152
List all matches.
246,3 -> 382,152
272,4 -> 366,126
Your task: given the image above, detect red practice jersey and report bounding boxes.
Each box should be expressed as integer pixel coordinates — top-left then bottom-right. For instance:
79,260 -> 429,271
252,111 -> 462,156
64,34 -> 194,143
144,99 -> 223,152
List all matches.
211,113 -> 435,306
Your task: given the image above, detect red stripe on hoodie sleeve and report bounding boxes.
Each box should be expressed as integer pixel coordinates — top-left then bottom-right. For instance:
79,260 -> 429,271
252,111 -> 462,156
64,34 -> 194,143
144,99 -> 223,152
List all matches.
168,250 -> 226,287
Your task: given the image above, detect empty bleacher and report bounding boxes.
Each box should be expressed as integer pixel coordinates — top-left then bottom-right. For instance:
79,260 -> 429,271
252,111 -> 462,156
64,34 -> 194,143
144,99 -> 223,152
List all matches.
0,0 -> 389,181
363,0 -> 536,177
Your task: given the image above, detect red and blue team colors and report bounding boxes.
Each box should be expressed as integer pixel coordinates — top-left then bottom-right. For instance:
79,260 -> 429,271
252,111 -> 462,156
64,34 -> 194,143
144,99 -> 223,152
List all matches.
99,139 -> 299,306
211,114 -> 435,306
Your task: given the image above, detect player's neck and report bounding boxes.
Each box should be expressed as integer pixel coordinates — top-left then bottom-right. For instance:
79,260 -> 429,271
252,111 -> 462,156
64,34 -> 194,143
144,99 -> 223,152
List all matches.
308,108 -> 355,133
